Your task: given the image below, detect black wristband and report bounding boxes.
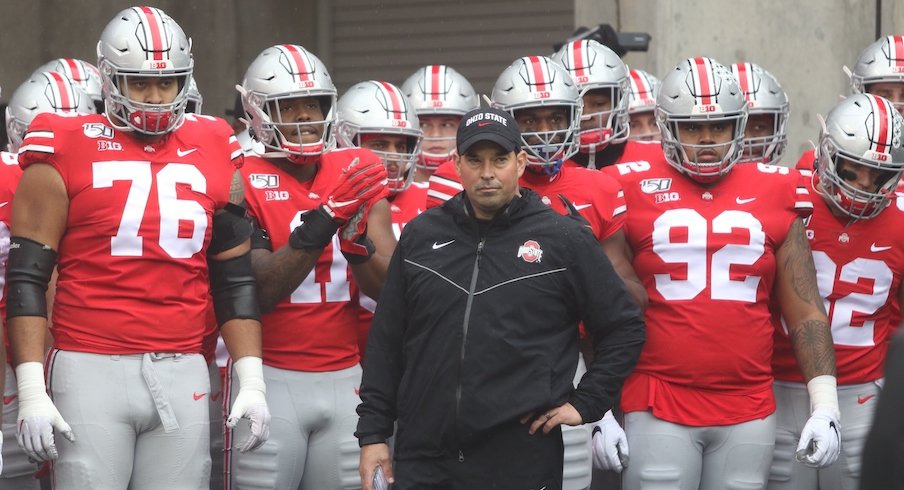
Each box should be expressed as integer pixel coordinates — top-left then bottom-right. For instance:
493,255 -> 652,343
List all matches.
288,206 -> 339,250
7,236 -> 58,318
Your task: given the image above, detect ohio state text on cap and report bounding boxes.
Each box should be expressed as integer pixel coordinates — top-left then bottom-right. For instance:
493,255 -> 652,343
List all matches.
456,107 -> 521,154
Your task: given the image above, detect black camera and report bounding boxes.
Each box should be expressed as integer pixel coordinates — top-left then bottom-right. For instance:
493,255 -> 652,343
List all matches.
553,24 -> 651,58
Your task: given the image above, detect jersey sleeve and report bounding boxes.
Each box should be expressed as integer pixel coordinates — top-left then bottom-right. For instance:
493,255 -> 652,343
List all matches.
795,149 -> 817,171
228,132 -> 244,170
17,112 -> 67,175
426,160 -> 462,209
595,172 -> 626,240
790,167 -> 814,220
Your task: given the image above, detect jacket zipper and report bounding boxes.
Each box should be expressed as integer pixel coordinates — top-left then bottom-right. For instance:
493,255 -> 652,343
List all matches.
455,237 -> 485,463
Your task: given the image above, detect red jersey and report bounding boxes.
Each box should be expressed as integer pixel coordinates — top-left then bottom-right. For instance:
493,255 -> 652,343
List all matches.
0,151 -> 23,360
605,158 -> 812,426
796,149 -> 817,171
390,182 -> 428,239
773,179 -> 904,384
241,148 -> 379,372
426,160 -> 461,209
617,139 -> 667,165
18,113 -> 241,354
520,165 -> 626,241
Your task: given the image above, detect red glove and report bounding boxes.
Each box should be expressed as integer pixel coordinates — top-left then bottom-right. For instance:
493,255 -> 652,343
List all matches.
321,157 -> 388,223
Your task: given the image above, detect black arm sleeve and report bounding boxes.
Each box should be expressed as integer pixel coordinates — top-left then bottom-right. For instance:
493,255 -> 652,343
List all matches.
208,202 -> 253,255
7,236 -> 57,319
208,251 -> 261,326
566,224 -> 645,423
860,330 -> 904,489
354,239 -> 408,446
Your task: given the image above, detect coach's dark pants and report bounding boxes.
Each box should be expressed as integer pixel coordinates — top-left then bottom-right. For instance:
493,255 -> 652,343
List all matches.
393,421 -> 563,490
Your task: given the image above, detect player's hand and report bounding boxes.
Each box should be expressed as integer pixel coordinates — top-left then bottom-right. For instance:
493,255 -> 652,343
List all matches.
226,388 -> 271,452
321,157 -> 388,223
796,407 -> 841,468
591,410 -> 629,473
226,356 -> 271,452
17,393 -> 75,462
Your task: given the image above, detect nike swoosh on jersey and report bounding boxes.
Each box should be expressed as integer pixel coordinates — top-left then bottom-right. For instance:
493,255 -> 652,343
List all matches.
193,392 -> 207,401
870,244 -> 892,252
573,203 -> 593,211
0,201 -> 8,207
858,394 -> 875,404
177,148 -> 198,157
736,197 -> 756,204
432,240 -> 455,249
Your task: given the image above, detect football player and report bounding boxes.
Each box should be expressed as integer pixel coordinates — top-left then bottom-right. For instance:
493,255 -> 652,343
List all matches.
1,71 -> 94,490
31,58 -> 104,114
600,57 -> 839,489
228,45 -> 393,489
730,62 -> 790,165
626,68 -> 661,142
768,94 -> 904,490
7,7 -> 270,489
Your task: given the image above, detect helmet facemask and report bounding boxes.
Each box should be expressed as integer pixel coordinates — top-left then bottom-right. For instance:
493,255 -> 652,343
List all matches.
578,84 -> 630,153
243,91 -> 336,165
103,69 -> 192,135
659,111 -> 747,184
511,103 -> 581,174
739,109 -> 788,163
817,138 -> 903,220
354,132 -> 421,193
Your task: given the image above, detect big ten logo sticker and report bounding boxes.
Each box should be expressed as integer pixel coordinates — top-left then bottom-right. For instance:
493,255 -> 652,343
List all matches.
265,190 -> 290,201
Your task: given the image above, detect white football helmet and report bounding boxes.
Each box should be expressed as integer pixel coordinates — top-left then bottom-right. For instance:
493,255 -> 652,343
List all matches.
239,44 -> 336,164
627,69 -> 660,115
401,65 -> 478,169
33,58 -> 103,113
657,57 -> 748,183
552,40 -> 629,151
336,80 -> 422,193
96,6 -> 193,135
816,93 -> 904,220
491,56 -> 582,171
730,62 -> 789,164
185,77 -> 203,114
6,71 -> 94,152
849,36 -> 904,99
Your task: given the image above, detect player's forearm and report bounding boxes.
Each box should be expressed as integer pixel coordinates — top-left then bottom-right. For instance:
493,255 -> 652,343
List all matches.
250,246 -> 321,312
220,318 -> 262,361
351,252 -> 391,299
9,316 -> 49,365
788,317 -> 837,380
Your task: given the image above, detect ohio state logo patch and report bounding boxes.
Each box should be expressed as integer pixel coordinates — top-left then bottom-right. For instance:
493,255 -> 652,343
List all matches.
517,240 -> 543,263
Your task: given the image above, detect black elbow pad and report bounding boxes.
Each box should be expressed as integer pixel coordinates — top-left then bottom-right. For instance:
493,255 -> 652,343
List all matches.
209,203 -> 253,255
209,251 -> 261,326
7,237 -> 57,318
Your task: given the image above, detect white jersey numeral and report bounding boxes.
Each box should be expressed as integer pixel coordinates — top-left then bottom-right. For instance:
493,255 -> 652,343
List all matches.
811,252 -> 891,347
288,211 -> 351,304
93,161 -> 208,258
651,208 -> 765,301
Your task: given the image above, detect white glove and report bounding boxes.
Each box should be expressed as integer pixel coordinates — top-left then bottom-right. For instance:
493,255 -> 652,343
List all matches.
796,407 -> 841,468
15,362 -> 75,462
591,410 -> 629,473
226,357 -> 271,452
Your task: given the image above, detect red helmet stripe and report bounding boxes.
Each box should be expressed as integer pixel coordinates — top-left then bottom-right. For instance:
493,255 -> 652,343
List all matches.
280,44 -> 312,82
62,59 -> 86,84
570,41 -> 587,78
377,81 -> 405,120
429,65 -> 442,101
869,94 -> 892,153
629,69 -> 651,98
733,63 -> 753,101
892,36 -> 904,67
527,56 -> 549,92
45,71 -> 74,110
692,58 -> 714,105
137,7 -> 166,61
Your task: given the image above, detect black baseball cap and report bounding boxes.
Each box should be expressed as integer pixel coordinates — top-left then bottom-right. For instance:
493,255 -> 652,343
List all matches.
456,107 -> 521,155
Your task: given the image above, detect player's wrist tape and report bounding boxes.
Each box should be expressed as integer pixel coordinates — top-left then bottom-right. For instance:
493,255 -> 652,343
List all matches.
341,237 -> 376,265
209,251 -> 261,326
15,362 -> 48,402
7,237 -> 57,319
807,375 -> 840,419
233,356 -> 266,394
289,207 -> 339,250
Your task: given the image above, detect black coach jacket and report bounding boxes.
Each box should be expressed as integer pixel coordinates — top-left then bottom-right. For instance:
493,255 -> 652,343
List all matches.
355,189 -> 645,461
